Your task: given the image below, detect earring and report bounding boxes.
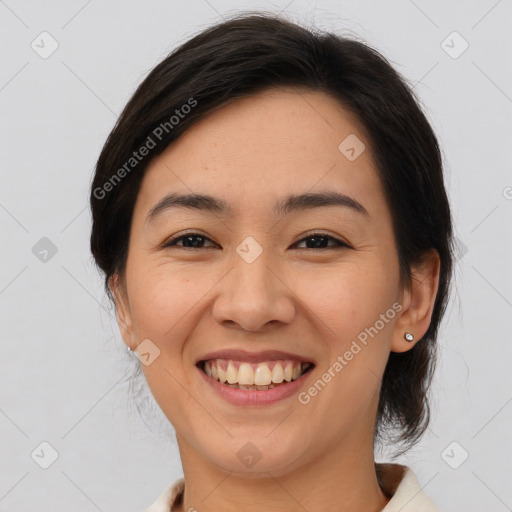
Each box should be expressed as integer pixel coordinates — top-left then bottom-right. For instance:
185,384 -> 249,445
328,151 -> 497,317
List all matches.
404,332 -> 414,342
127,345 -> 132,352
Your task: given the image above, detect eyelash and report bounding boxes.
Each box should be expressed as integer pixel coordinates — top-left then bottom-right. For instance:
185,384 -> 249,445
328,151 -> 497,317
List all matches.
161,230 -> 351,250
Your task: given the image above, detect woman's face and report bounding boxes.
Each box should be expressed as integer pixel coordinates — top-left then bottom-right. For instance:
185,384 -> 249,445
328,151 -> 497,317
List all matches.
114,88 -> 412,476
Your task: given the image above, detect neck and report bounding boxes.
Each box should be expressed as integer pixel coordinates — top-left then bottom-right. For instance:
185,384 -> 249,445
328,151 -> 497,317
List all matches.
175,430 -> 390,512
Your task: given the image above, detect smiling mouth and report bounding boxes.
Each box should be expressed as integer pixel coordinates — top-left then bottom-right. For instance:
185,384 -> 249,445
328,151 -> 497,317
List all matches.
197,359 -> 314,390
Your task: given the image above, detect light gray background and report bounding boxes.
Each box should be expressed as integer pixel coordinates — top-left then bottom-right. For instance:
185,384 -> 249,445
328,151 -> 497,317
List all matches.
1,0 -> 511,511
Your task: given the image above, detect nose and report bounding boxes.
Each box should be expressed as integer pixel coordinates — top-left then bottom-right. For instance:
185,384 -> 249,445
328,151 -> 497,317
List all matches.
210,252 -> 296,332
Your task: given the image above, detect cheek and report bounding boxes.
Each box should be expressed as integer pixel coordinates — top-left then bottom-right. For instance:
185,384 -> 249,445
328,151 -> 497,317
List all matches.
293,264 -> 397,418
291,259 -> 397,345
126,263 -> 211,338
126,265 -> 212,421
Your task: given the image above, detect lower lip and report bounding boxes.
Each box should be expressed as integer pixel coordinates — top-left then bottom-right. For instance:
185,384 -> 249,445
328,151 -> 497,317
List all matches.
197,364 -> 314,406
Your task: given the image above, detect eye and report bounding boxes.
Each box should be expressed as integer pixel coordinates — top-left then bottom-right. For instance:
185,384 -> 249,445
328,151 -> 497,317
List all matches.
162,232 -> 218,249
293,231 -> 350,250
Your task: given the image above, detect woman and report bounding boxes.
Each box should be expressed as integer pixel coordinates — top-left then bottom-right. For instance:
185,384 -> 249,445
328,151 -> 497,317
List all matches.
90,12 -> 453,512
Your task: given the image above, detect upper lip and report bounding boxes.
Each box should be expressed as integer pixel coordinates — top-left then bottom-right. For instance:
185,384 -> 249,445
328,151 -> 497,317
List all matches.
196,349 -> 315,365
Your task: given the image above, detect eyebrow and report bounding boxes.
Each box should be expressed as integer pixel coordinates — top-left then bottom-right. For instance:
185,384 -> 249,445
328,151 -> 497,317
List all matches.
146,190 -> 370,223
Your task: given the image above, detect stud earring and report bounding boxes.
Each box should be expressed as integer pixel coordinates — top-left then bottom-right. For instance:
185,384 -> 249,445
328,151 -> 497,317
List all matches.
404,332 -> 414,342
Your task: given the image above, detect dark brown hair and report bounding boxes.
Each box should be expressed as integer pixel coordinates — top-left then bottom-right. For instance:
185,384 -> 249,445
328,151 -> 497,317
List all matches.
90,12 -> 454,457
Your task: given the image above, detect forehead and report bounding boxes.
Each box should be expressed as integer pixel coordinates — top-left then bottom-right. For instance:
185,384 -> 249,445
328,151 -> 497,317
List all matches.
136,88 -> 385,220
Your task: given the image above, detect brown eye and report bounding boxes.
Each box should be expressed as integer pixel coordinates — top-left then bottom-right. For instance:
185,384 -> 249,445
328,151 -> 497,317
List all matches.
163,233 -> 217,249
294,232 -> 350,250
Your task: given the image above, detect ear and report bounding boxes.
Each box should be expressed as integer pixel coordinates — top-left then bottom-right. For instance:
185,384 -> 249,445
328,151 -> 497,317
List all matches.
391,249 -> 441,353
109,273 -> 135,350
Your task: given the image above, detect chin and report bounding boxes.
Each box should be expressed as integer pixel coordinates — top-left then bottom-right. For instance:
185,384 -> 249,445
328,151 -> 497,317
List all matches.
198,432 -> 308,477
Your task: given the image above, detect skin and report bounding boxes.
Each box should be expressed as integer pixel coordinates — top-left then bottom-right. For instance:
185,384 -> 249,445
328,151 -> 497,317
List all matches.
111,87 -> 440,512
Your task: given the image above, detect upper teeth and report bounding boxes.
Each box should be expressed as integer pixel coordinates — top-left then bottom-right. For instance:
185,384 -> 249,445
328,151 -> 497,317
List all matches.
204,359 -> 311,386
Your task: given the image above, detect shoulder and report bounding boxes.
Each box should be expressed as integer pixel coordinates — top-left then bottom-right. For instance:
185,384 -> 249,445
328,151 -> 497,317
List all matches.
377,463 -> 439,512
145,477 -> 185,512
